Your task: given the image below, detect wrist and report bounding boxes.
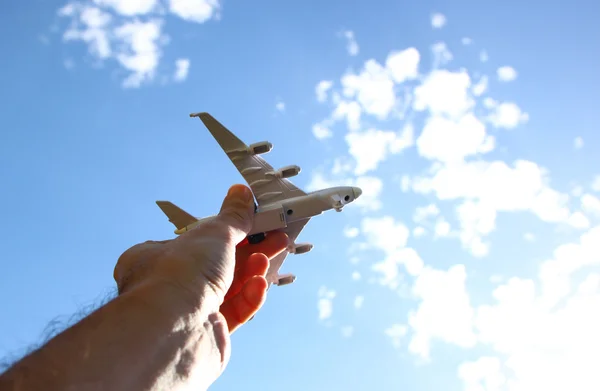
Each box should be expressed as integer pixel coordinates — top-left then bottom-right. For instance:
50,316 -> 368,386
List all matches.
125,278 -> 222,321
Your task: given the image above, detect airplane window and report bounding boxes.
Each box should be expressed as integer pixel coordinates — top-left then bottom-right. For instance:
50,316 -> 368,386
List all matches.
287,209 -> 294,215
344,195 -> 350,201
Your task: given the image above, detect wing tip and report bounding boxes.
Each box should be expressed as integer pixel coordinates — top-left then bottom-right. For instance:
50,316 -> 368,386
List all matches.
189,112 -> 211,119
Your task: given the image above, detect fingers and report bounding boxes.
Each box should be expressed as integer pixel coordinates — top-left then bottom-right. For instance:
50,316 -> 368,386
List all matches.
216,184 -> 255,243
236,231 -> 289,261
226,252 -> 269,301
220,275 -> 269,333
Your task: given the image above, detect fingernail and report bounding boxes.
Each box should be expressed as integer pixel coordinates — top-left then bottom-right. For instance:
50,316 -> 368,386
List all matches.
228,184 -> 252,203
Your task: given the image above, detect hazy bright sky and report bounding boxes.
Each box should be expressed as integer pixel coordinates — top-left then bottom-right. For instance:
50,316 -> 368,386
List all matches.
1,0 -> 600,390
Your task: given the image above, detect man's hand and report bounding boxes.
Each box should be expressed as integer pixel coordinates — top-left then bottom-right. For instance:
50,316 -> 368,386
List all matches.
114,183 -> 288,331
0,184 -> 287,391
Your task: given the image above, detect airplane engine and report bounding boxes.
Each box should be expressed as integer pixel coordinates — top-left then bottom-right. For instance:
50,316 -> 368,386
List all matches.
267,164 -> 301,179
288,242 -> 313,254
248,141 -> 273,155
275,273 -> 296,286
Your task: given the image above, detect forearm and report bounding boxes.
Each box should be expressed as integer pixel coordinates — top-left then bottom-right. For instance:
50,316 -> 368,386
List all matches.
0,282 -> 226,391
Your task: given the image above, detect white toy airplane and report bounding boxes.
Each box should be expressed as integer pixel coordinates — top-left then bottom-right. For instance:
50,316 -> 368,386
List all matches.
155,112 -> 362,287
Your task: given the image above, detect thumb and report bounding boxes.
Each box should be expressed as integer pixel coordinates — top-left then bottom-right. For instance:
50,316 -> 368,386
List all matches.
217,184 -> 255,243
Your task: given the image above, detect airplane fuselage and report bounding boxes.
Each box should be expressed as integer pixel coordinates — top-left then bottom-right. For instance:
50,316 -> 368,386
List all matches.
173,185 -> 362,235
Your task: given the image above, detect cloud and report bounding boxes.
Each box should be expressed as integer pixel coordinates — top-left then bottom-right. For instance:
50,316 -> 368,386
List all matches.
354,295 -> 364,309
344,226 -> 360,238
346,125 -> 413,174
485,100 -> 529,129
574,136 -> 584,149
408,264 -> 477,359
480,50 -> 489,62
461,37 -> 473,45
56,0 -> 220,88
317,286 -> 336,320
385,324 -> 408,348
496,66 -> 517,82
410,159 -> 583,256
173,58 -> 190,82
168,0 -> 221,23
341,326 -> 354,338
275,100 -> 285,112
413,69 -> 473,119
593,176 -> 600,192
315,80 -> 333,103
342,30 -> 359,56
308,18 -> 600,391
431,13 -> 446,29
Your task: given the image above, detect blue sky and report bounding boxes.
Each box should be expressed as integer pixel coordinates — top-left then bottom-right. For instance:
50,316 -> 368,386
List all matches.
1,0 -> 600,390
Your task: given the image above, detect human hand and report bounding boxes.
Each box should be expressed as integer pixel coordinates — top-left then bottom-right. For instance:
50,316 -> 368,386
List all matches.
114,183 -> 288,334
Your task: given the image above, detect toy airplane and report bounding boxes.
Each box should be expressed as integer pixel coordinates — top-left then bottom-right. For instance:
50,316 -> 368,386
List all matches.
155,112 -> 362,287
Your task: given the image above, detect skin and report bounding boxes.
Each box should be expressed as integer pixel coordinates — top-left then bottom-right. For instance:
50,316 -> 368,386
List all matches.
0,184 -> 289,391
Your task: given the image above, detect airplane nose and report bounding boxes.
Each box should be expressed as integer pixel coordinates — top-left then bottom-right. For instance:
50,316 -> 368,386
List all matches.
353,187 -> 363,199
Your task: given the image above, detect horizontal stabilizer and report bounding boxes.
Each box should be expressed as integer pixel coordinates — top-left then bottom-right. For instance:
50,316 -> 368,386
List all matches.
156,201 -> 197,230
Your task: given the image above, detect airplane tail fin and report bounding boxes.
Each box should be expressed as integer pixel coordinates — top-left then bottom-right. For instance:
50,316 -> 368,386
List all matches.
156,201 -> 198,230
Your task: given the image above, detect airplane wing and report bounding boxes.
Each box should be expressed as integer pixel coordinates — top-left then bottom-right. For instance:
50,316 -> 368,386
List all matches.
192,112 -> 306,206
156,201 -> 198,230
266,218 -> 310,284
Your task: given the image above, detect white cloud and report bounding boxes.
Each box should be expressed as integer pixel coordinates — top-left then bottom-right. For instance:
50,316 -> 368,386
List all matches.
173,58 -> 190,82
458,357 -> 506,391
413,204 -> 439,224
434,219 -> 451,237
341,60 -> 396,119
342,30 -> 359,56
354,295 -> 364,309
497,66 -> 517,82
574,136 -> 584,149
275,100 -> 285,112
461,37 -> 473,45
360,216 -> 424,287
416,113 -> 495,163
93,0 -> 158,15
315,80 -> 333,103
346,125 -> 413,174
413,226 -> 426,237
410,159 -> 581,256
413,69 -> 473,119
317,286 -> 336,320
581,193 -> 600,216
168,0 -> 220,23
61,5 -> 113,59
386,324 -> 408,348
351,271 -> 361,281
472,75 -> 488,97
308,27 -> 600,391
386,47 -> 420,83
114,20 -> 164,88
344,226 -> 360,238
593,176 -> 600,192
431,42 -> 453,67
431,13 -> 446,29
57,0 -> 218,88
312,122 -> 333,140
341,326 -> 354,338
480,50 -> 489,63
408,264 -> 477,359
486,100 -> 529,129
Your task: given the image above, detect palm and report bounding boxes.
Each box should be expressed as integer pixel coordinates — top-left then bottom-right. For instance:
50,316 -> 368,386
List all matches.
219,231 -> 288,333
